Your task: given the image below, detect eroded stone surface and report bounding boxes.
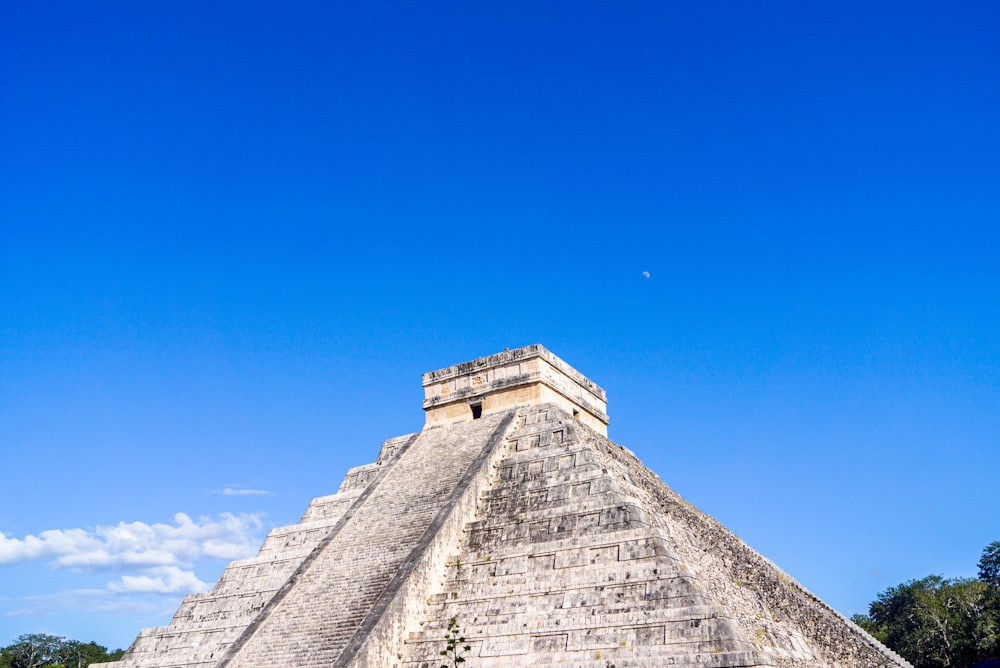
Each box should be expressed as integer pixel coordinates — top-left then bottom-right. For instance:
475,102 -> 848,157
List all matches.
422,345 -> 608,435
100,346 -> 909,668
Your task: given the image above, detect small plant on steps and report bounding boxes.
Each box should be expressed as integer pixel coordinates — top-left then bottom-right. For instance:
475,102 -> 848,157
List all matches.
440,617 -> 471,668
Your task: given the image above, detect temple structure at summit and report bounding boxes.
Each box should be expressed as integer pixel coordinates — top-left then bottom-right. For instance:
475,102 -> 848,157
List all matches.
102,344 -> 910,668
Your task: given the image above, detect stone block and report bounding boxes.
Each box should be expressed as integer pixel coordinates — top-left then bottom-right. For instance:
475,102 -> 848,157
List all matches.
108,347 -> 910,668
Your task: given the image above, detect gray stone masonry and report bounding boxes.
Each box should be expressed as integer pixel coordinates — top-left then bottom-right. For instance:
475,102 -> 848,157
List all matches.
100,432 -> 417,668
401,404 -> 910,668
99,346 -> 910,668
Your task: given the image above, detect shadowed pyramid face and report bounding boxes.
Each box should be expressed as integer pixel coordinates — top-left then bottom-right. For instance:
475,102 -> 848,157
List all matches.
421,344 -> 609,435
101,346 -> 911,668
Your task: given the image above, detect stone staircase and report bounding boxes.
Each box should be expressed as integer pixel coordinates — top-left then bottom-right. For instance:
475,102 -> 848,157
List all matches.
101,343 -> 911,668
221,411 -> 515,668
402,404 -> 775,668
102,433 -> 416,668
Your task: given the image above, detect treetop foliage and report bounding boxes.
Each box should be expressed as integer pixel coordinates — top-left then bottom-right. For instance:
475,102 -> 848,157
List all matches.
853,541 -> 1000,668
0,634 -> 124,668
979,541 -> 1000,586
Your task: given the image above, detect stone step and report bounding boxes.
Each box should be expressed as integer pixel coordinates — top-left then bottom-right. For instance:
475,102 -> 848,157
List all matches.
219,412 -> 514,668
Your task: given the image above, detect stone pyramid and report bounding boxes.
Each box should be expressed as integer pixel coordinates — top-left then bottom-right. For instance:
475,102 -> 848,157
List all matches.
102,345 -> 909,668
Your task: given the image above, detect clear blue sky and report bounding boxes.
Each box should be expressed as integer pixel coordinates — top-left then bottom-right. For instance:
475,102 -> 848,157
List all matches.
1,0 -> 998,651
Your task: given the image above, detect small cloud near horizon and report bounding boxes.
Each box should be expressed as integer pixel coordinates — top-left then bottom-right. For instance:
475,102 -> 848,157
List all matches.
218,488 -> 273,497
4,587 -> 185,619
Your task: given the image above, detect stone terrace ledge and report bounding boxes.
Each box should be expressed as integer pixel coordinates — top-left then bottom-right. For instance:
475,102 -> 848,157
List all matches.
422,344 -> 609,435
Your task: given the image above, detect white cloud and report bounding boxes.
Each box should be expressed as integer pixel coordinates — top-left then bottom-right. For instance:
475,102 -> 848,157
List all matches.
0,513 -> 264,599
0,513 -> 262,570
3,588 -> 184,619
219,487 -> 273,496
111,567 -> 210,594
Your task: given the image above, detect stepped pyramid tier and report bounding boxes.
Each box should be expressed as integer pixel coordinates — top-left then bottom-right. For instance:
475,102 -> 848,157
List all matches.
101,345 -> 910,668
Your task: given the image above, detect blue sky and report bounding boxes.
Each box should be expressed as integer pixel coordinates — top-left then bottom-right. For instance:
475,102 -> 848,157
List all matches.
2,0 -> 998,651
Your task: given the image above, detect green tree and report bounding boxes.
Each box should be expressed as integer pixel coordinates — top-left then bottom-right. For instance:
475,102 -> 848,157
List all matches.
4,634 -> 63,668
855,541 -> 1000,667
978,541 -> 1000,660
979,541 -> 1000,587
0,636 -> 124,668
56,640 -> 123,668
851,613 -> 883,642
866,575 -> 995,667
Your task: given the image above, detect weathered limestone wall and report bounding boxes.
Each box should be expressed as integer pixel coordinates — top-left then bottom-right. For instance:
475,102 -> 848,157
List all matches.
581,426 -> 911,667
422,345 -> 608,435
340,410 -> 518,668
403,405 -> 771,668
101,346 -> 908,668
221,412 -> 515,668
101,433 -> 417,668
401,404 -> 911,668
